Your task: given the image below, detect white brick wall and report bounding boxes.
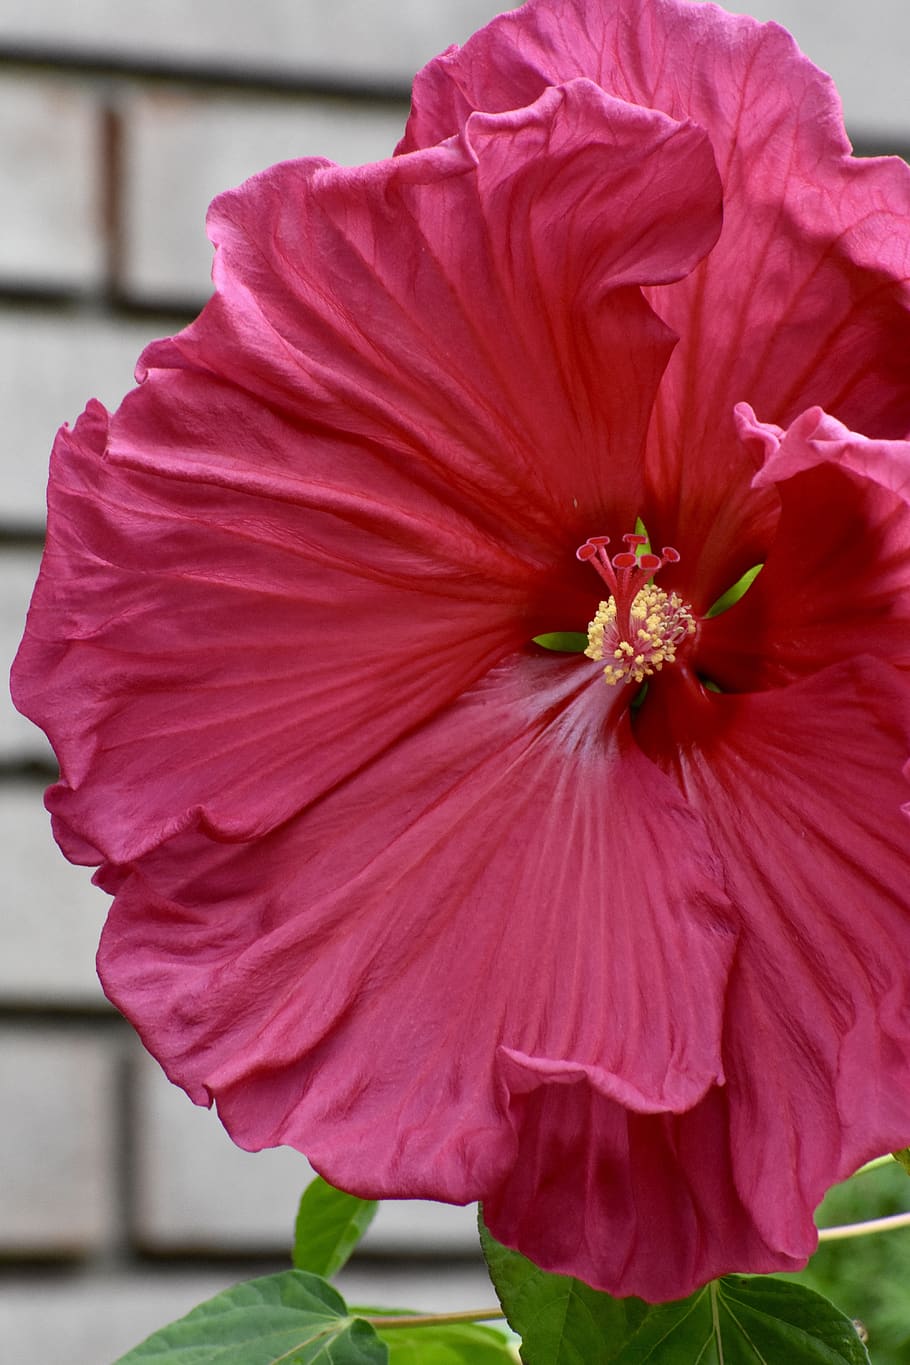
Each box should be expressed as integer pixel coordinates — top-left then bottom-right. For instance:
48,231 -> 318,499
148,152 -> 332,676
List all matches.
120,87 -> 409,304
3,0 -> 901,134
0,0 -> 508,84
0,1031 -> 118,1251
134,1051 -> 480,1254
0,783 -> 110,1006
0,1275 -> 236,1365
2,551 -> 50,758
0,74 -> 105,292
1,311 -> 183,529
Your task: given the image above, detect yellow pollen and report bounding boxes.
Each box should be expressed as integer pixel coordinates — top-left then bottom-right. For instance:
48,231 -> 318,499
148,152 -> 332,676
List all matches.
585,585 -> 696,686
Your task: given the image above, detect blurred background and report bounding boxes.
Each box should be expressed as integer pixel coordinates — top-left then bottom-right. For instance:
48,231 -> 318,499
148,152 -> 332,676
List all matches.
0,1 -> 908,1361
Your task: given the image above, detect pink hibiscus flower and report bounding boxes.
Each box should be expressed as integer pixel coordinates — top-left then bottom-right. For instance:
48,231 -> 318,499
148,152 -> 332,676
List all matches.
11,0 -> 910,1302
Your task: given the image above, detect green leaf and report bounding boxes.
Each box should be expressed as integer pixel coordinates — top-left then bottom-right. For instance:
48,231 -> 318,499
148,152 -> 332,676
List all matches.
613,1277 -> 870,1365
532,632 -> 588,652
112,1269 -> 388,1365
293,1175 -> 378,1278
705,563 -> 763,617
482,1214 -> 867,1365
479,1215 -> 647,1362
377,1322 -> 515,1363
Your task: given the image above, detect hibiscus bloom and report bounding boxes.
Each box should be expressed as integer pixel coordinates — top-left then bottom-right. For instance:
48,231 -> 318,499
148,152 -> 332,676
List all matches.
11,0 -> 910,1302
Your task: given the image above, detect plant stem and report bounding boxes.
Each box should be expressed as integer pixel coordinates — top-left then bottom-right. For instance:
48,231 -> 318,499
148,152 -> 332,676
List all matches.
818,1210 -> 910,1242
363,1306 -> 506,1329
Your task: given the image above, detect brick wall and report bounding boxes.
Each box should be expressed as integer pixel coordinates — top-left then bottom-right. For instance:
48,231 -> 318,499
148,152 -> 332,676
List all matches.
1,2 -> 907,1361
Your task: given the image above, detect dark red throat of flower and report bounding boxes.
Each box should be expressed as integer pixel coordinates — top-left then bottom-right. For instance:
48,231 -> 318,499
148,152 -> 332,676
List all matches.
576,534 -> 695,687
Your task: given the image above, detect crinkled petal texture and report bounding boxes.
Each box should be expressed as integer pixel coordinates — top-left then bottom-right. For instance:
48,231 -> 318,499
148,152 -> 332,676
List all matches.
403,0 -> 910,606
12,78 -> 722,866
97,657 -> 737,1218
697,405 -> 910,691
487,660 -> 910,1300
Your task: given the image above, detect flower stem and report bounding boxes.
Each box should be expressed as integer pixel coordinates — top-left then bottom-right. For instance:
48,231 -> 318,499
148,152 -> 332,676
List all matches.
363,1306 -> 506,1329
818,1210 -> 910,1242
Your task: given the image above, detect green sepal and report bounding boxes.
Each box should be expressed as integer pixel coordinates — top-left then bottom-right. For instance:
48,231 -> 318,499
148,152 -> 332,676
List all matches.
111,1269 -> 388,1364
630,680 -> 649,709
293,1174 -> 379,1279
532,632 -> 588,652
705,563 -> 763,617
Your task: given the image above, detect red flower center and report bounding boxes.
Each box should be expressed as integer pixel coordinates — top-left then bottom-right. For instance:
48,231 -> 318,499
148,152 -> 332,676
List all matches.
576,534 -> 696,686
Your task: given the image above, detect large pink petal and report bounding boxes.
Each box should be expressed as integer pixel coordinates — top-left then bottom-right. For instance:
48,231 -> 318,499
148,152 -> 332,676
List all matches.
484,1083 -> 797,1303
698,405 -> 910,691
488,658 -> 910,1299
136,78 -> 721,550
13,82 -> 722,865
649,662 -> 910,1259
97,652 -> 737,1207
12,403 -> 527,863
402,0 -> 910,604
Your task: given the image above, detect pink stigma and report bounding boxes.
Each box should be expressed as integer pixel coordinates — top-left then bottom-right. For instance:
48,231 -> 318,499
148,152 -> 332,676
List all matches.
576,534 -> 681,639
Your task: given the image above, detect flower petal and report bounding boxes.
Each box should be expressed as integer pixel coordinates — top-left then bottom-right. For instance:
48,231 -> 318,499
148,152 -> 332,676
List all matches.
96,652 -> 737,1207
697,404 -> 910,690
483,1082 -> 798,1302
487,657 -> 910,1299
136,77 -> 721,546
402,0 -> 910,604
13,79 -> 723,865
646,660 -> 910,1263
11,402 -> 527,863
747,402 -> 910,503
